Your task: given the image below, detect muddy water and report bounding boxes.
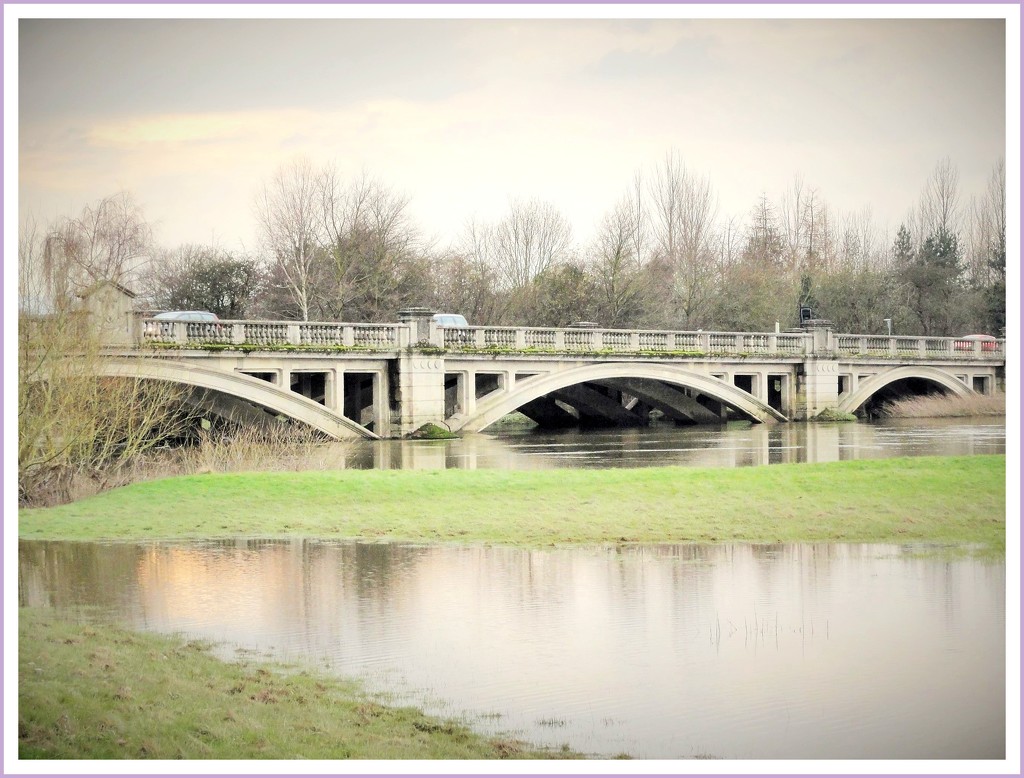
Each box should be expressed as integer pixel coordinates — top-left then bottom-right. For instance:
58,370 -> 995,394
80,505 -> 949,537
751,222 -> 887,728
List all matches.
342,417 -> 1006,471
19,539 -> 1005,759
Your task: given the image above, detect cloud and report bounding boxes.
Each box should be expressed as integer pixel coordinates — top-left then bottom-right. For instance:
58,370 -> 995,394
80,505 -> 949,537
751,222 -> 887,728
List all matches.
16,17 -> 1007,253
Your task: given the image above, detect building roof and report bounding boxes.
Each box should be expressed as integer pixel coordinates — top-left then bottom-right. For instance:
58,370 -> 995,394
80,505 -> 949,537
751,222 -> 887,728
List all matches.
77,279 -> 139,299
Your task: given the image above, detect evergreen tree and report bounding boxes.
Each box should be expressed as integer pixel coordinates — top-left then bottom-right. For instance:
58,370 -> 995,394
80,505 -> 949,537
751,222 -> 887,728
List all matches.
984,229 -> 1006,335
902,227 -> 963,335
892,224 -> 914,267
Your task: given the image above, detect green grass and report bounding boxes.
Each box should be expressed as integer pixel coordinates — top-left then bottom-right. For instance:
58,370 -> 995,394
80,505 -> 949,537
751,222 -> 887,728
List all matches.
18,608 -> 575,760
19,456 -> 1006,552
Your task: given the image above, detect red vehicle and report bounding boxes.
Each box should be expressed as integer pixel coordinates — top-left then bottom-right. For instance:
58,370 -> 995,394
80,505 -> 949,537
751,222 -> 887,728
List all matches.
953,334 -> 999,353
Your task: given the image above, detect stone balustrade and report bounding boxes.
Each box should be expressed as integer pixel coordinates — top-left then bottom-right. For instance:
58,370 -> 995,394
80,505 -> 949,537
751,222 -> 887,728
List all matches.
136,316 -> 1005,360
139,319 -> 404,350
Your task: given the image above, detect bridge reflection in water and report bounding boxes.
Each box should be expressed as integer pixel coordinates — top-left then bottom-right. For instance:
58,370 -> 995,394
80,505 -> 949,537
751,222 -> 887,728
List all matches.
327,417 -> 1006,472
105,307 -> 1006,440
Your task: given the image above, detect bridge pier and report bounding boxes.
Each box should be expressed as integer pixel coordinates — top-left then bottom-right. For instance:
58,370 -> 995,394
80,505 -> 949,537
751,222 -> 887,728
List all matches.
795,359 -> 841,419
395,354 -> 447,436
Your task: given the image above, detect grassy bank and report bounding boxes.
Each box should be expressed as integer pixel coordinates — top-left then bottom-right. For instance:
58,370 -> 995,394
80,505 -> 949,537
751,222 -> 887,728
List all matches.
18,608 -> 575,760
19,456 -> 1006,552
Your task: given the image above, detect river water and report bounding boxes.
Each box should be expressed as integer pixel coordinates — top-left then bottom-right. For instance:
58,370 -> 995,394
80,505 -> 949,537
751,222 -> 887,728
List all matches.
343,417 -> 1006,471
19,418 -> 1008,760
19,540 -> 1005,760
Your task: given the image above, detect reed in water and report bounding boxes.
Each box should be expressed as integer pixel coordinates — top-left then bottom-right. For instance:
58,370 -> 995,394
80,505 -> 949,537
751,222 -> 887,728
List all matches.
880,392 -> 1006,418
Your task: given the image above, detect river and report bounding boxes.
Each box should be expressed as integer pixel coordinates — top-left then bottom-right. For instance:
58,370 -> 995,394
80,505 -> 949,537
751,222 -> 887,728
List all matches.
343,416 -> 1006,471
18,417 -> 1007,760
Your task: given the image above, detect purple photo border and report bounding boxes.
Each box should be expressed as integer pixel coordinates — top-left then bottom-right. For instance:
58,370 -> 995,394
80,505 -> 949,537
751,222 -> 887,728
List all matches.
1,4 -> 1019,778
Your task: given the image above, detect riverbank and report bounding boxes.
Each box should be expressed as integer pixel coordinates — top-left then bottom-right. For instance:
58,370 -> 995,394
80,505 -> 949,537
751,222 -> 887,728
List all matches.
18,608 -> 578,760
19,456 -> 1006,552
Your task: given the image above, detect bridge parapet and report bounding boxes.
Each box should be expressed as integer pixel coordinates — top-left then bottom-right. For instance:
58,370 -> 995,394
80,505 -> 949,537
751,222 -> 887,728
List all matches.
833,334 -> 1005,359
139,318 -> 405,351
135,316 -> 1005,361
439,326 -> 811,356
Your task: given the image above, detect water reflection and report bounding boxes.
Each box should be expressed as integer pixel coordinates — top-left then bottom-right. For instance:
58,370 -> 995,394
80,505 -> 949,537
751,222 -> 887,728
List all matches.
340,417 -> 1005,471
20,539 -> 1005,759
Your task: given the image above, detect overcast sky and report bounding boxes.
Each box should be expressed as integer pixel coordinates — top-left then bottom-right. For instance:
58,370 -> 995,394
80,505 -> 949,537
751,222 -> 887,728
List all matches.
15,11 -> 1011,254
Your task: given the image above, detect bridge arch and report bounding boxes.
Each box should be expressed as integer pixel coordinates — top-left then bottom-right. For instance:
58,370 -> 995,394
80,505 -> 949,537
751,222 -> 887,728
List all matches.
837,365 -> 973,416
99,358 -> 379,440
452,362 -> 786,432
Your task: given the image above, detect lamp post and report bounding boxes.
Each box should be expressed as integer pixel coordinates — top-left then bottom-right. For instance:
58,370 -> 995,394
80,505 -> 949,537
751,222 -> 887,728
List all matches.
884,318 -> 892,336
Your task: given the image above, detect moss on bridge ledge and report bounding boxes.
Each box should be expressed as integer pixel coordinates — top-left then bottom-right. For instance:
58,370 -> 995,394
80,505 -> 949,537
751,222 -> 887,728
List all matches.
139,342 -> 1001,363
146,342 -> 389,354
433,346 -> 796,359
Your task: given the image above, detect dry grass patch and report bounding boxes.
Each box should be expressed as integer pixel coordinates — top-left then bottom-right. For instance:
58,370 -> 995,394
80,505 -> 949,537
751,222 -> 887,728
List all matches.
881,392 -> 1006,418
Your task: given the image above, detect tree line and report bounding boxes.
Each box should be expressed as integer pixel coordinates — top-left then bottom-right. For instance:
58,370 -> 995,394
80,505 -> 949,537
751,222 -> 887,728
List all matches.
21,152 -> 1006,338
14,152 -> 1007,505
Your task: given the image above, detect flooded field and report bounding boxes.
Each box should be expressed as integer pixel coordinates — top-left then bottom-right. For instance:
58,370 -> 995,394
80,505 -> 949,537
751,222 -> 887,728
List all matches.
20,539 -> 1005,759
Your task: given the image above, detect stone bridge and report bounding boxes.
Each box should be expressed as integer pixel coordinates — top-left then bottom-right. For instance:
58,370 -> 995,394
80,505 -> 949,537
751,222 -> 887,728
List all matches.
105,309 -> 1005,439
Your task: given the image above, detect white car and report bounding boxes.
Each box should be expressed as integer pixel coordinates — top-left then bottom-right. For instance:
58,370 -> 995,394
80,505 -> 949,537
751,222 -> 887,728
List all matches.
146,310 -> 222,338
432,313 -> 469,327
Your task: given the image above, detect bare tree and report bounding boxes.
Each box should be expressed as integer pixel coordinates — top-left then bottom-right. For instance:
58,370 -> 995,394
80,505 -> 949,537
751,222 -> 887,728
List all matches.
917,157 -> 962,239
317,168 -> 423,321
487,198 -> 574,291
646,151 -> 720,327
429,248 -> 503,324
19,211 -> 195,506
254,158 -> 324,321
588,189 -> 650,327
779,177 -> 836,273
41,192 -> 152,303
19,216 -> 47,314
836,208 -> 885,271
779,175 -> 806,269
742,194 -> 785,267
800,187 -> 836,273
964,158 -> 1005,286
